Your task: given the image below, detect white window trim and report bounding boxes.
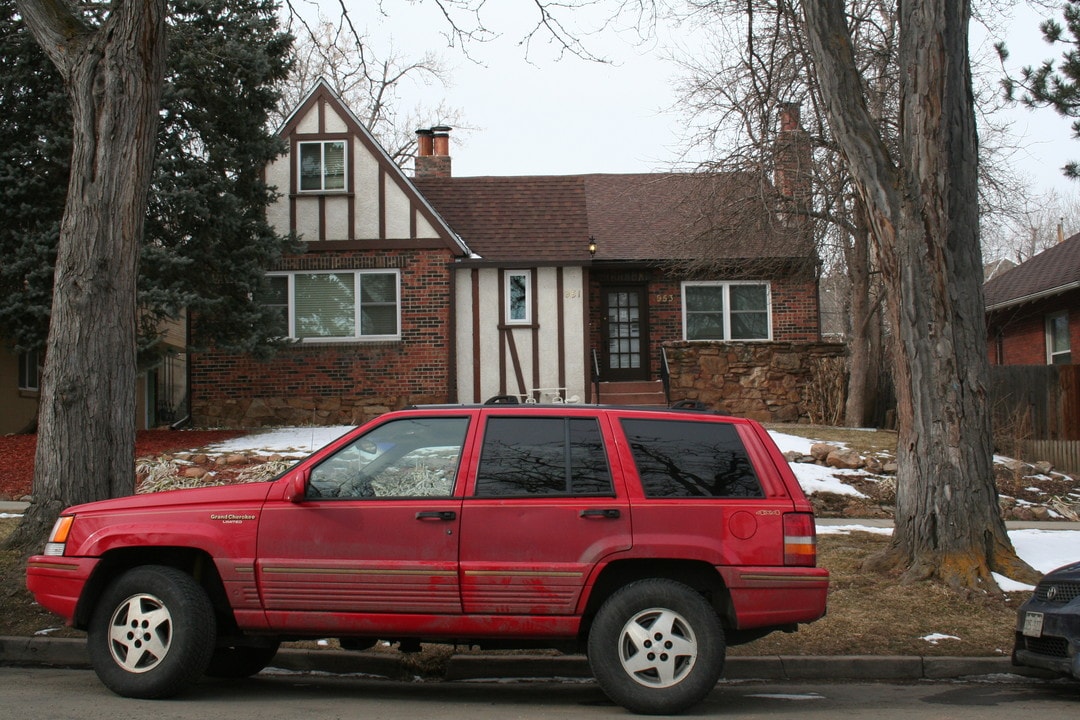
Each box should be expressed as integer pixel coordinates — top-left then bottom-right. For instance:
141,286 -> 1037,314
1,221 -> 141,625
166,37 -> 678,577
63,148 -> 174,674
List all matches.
504,270 -> 532,325
297,139 -> 347,193
1046,311 -> 1071,364
681,281 -> 773,342
267,269 -> 401,342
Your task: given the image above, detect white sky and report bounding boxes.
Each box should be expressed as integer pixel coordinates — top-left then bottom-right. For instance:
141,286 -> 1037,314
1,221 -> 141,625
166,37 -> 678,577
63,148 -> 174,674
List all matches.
294,1 -> 1080,203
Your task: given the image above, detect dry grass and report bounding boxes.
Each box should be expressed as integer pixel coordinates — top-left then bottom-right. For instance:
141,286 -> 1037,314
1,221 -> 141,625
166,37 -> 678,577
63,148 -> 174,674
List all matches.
1,517 -> 1025,657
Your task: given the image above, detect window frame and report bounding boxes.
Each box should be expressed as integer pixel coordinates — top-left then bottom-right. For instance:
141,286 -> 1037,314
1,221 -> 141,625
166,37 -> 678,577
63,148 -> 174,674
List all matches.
1046,311 -> 1072,365
18,350 -> 40,393
504,270 -> 532,325
297,139 -> 348,193
265,269 -> 401,343
681,281 -> 772,341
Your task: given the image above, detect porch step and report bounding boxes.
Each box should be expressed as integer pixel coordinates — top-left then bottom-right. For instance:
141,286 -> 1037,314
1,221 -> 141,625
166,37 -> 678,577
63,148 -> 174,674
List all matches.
597,380 -> 667,407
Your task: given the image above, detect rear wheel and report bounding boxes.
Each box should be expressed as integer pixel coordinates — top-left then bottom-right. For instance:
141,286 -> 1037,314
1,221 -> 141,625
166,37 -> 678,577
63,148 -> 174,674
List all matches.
87,565 -> 216,698
587,578 -> 725,715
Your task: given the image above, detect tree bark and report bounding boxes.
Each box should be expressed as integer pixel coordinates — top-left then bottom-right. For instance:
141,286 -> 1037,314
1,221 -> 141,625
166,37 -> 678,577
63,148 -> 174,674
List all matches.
7,1 -> 167,551
803,0 -> 1039,591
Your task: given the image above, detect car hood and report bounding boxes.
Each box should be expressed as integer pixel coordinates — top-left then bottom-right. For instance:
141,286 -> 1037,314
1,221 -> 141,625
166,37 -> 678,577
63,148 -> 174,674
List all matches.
61,482 -> 276,517
1042,559 -> 1080,581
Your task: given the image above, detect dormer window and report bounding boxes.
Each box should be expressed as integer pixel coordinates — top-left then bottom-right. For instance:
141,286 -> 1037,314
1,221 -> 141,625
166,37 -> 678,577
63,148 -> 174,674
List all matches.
298,140 -> 346,192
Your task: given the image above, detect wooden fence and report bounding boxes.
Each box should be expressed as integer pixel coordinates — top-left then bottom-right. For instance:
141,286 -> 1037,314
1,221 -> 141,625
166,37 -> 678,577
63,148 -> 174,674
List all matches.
990,365 -> 1080,472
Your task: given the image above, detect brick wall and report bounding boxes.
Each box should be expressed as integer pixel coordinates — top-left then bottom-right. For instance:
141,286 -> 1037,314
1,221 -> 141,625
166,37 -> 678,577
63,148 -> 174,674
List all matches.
664,340 -> 847,423
588,270 -> 821,379
190,250 -> 454,427
987,288 -> 1080,366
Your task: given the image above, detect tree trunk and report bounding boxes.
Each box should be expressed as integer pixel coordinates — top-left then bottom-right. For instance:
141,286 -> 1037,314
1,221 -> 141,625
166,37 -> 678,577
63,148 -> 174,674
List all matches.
844,201 -> 879,428
7,1 -> 167,551
803,0 -> 1039,591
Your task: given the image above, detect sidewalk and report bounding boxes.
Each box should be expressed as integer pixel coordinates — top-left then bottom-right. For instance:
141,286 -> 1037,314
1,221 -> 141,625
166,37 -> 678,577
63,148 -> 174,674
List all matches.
0,635 -> 1058,682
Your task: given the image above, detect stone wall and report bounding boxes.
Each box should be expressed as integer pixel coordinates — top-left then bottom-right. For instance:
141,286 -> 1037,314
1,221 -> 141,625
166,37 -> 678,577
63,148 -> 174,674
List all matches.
663,340 -> 846,423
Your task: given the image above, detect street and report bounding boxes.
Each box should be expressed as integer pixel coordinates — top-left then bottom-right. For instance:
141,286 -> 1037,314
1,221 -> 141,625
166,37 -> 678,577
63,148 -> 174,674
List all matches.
2,667 -> 1076,719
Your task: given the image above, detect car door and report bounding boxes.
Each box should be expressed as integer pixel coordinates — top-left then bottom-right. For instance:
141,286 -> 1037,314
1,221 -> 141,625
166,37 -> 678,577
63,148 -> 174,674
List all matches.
457,410 -> 631,616
256,414 -> 471,630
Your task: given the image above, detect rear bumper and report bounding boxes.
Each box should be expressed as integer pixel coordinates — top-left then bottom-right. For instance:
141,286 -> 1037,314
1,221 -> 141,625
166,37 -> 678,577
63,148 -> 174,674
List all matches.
26,555 -> 99,624
719,566 -> 829,629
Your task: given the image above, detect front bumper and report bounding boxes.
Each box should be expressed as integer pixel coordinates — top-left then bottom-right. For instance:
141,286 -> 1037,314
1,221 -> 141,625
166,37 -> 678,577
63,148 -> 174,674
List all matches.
25,555 -> 99,625
1013,602 -> 1080,680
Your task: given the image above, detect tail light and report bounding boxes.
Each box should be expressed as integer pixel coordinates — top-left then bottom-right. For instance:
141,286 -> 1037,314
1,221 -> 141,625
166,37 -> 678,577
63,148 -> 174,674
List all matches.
783,512 -> 817,567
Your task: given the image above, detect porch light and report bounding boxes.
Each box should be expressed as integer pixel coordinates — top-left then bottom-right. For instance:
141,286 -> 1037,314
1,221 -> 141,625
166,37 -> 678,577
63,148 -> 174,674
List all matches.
588,236 -> 597,256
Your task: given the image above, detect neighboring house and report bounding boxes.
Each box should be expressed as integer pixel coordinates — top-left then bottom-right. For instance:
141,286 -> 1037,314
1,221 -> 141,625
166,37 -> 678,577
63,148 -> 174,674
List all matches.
0,323 -> 186,435
188,81 -> 834,427
985,233 -> 1080,366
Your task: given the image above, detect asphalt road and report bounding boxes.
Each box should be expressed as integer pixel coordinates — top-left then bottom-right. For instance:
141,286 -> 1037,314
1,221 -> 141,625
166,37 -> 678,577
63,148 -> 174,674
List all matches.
2,666 -> 1076,720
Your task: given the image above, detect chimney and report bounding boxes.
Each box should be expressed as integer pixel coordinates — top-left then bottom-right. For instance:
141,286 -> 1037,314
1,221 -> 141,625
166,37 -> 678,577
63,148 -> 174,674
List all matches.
415,126 -> 452,179
774,102 -> 811,215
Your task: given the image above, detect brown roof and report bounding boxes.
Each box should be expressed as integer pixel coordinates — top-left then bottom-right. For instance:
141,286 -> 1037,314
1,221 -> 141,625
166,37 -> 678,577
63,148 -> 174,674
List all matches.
414,173 -> 810,264
984,233 -> 1080,310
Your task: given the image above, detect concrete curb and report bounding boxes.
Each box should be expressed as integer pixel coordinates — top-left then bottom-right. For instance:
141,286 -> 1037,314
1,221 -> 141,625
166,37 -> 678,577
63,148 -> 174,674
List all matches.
0,636 -> 1058,682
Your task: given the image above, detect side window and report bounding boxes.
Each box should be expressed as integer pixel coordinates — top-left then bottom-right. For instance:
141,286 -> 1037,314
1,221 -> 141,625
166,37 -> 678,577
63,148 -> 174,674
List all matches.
620,419 -> 763,498
307,417 -> 468,499
475,416 -> 612,497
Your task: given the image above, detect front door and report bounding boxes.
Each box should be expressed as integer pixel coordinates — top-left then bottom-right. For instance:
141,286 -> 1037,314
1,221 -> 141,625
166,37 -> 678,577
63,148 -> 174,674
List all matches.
602,285 -> 650,381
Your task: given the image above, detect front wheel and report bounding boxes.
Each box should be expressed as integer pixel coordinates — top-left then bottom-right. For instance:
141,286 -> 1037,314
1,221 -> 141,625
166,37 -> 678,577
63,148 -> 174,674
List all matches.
587,578 -> 725,715
87,565 -> 217,698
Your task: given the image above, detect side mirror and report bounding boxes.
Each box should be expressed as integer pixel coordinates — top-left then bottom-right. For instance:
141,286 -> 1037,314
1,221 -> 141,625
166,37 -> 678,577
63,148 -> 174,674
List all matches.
284,473 -> 308,503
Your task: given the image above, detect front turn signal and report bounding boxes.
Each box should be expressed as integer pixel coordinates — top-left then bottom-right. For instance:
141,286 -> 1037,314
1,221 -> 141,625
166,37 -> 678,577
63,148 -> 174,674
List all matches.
43,515 -> 75,556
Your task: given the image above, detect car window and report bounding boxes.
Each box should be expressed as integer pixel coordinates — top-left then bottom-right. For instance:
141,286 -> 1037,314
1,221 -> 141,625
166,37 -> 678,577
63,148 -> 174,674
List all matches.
620,418 -> 763,498
475,416 -> 613,497
307,417 -> 468,499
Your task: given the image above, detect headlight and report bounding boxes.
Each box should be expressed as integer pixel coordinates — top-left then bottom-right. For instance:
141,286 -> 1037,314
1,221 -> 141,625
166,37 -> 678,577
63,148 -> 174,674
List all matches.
43,515 -> 75,556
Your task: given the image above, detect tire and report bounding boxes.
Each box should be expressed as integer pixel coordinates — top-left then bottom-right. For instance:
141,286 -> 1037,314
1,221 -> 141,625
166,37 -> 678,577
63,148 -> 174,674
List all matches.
587,578 -> 725,715
204,641 -> 281,678
87,565 -> 217,698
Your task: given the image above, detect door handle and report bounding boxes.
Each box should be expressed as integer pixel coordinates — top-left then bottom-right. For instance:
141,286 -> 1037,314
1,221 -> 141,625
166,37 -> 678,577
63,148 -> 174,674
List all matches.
416,511 -> 456,521
580,508 -> 621,519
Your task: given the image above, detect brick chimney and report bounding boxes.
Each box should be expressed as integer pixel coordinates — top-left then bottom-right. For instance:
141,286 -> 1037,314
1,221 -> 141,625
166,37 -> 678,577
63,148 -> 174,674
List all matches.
774,103 -> 812,229
415,126 -> 452,178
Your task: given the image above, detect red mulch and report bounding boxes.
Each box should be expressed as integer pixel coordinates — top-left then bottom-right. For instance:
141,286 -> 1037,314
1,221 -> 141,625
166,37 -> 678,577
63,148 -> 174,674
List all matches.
0,429 -> 245,500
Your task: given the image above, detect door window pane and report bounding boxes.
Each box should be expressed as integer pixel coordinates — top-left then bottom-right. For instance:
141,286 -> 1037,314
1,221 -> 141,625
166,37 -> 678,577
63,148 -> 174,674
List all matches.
476,417 -> 612,496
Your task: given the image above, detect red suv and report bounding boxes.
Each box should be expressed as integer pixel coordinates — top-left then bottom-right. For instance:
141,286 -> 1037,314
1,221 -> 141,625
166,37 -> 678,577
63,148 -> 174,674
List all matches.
27,404 -> 828,714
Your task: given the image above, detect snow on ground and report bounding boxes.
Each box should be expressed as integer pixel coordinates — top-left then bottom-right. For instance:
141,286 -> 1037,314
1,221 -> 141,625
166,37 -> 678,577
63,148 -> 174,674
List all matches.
204,426 -> 354,457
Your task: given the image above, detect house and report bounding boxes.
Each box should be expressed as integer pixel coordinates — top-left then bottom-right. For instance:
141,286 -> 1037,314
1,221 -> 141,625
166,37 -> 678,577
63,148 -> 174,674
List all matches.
187,81 -> 839,427
985,232 -> 1080,365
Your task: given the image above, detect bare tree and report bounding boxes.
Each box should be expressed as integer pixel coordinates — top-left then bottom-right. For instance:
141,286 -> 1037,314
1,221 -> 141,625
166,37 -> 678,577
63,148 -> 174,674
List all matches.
279,13 -> 465,165
8,1 -> 167,549
803,0 -> 1039,591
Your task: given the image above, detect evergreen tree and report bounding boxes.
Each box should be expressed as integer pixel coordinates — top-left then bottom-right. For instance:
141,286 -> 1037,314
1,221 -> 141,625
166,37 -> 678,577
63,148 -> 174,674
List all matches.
0,0 -> 295,360
0,0 -> 67,353
1000,0 -> 1080,177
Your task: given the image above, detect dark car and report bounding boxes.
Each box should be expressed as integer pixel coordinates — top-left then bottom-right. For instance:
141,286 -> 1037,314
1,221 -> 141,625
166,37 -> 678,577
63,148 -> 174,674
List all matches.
1013,560 -> 1080,679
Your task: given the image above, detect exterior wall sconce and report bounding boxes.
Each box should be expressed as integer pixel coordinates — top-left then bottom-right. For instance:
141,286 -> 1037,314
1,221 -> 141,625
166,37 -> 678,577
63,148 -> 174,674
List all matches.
588,236 -> 597,256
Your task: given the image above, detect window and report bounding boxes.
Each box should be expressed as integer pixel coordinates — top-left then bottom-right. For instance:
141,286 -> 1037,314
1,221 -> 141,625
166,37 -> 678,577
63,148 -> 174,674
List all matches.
505,271 -> 531,324
682,282 -> 771,341
263,270 -> 399,341
298,140 -> 346,192
475,417 -> 612,496
1047,312 -> 1072,365
18,350 -> 39,392
621,418 -> 763,498
307,417 -> 469,499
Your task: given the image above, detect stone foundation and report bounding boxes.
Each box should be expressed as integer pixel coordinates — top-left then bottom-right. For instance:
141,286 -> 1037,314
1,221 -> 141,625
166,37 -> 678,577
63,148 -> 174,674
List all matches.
663,341 -> 846,423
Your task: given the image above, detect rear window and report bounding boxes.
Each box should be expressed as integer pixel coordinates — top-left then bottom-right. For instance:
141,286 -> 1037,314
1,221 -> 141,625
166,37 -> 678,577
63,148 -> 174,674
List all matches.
475,416 -> 613,497
620,418 -> 763,498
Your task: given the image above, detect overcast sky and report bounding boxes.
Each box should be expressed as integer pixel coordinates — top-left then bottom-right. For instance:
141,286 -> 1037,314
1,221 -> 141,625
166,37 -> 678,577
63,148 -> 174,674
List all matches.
323,2 -> 1079,198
